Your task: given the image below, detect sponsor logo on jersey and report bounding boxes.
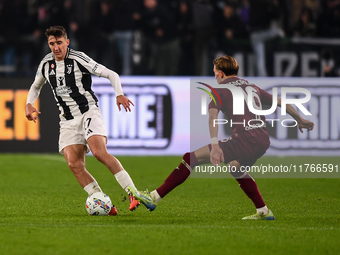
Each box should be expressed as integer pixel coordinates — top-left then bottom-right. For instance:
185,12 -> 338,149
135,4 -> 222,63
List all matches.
49,69 -> 55,76
56,86 -> 72,96
56,77 -> 72,96
57,77 -> 64,86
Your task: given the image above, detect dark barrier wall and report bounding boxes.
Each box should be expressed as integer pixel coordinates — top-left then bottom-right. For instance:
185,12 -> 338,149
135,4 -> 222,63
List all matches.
219,38 -> 340,77
0,78 -> 59,152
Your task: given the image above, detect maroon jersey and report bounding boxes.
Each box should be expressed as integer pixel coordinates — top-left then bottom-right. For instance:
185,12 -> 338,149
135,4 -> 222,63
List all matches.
208,77 -> 271,166
209,77 -> 272,136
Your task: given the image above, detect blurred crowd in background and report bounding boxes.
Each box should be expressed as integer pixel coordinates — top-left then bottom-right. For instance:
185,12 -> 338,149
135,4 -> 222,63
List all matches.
0,0 -> 339,77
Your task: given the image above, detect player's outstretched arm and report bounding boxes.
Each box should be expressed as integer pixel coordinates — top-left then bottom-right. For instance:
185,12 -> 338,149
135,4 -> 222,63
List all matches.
99,68 -> 134,112
116,95 -> 134,112
25,103 -> 41,123
277,97 -> 314,133
26,70 -> 45,123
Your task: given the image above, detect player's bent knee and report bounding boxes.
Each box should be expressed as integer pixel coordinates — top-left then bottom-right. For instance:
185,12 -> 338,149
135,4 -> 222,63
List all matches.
67,160 -> 84,173
229,160 -> 240,168
229,160 -> 245,179
182,152 -> 199,168
91,149 -> 107,163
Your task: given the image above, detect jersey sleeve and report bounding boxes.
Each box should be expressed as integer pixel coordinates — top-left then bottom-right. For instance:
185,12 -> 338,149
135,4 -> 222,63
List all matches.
208,89 -> 223,111
70,50 -> 106,76
100,68 -> 124,97
71,50 -> 124,96
26,61 -> 47,105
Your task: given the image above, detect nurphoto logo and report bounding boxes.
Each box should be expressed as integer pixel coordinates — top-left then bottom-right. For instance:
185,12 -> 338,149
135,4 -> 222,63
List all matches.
196,81 -> 312,128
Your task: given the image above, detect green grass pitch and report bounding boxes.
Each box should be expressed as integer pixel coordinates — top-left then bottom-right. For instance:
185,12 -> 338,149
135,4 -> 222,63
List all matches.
0,154 -> 339,255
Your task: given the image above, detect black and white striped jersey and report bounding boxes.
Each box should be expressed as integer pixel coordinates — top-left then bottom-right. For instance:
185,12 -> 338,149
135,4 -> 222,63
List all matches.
29,48 -> 119,120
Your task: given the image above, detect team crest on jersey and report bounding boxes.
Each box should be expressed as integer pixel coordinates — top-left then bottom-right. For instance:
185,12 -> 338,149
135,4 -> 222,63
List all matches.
67,64 -> 72,74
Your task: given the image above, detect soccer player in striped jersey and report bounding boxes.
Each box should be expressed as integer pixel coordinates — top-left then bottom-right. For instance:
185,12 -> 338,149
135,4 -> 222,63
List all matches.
25,26 -> 140,214
129,55 -> 314,219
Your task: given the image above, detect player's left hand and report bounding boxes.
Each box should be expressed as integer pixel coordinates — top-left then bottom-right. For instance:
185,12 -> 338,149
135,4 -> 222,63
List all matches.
298,118 -> 314,133
210,144 -> 225,166
116,95 -> 134,112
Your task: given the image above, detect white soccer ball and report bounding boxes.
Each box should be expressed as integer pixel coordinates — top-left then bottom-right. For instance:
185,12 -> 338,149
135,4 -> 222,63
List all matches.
85,192 -> 112,216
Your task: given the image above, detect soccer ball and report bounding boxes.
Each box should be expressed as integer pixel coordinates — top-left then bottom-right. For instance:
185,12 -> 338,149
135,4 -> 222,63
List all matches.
85,192 -> 112,216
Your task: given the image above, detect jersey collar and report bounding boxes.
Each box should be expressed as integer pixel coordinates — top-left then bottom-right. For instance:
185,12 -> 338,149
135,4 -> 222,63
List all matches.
65,47 -> 70,59
219,76 -> 240,84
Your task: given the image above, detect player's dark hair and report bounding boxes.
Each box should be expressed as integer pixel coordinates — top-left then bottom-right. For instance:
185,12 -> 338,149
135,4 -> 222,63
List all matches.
45,26 -> 68,39
213,55 -> 239,76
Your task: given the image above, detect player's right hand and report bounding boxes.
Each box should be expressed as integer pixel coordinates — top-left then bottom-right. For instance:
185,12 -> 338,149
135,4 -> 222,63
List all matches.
298,118 -> 314,133
25,103 -> 41,123
210,144 -> 225,166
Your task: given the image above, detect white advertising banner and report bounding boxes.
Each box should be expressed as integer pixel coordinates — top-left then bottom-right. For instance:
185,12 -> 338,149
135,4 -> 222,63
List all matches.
92,76 -> 190,155
247,77 -> 340,156
92,76 -> 339,156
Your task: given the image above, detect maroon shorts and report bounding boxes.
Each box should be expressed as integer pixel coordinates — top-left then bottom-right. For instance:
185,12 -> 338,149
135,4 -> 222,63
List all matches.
208,129 -> 270,167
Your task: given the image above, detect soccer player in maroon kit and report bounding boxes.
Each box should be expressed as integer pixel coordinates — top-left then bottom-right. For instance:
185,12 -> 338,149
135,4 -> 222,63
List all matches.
129,55 -> 314,219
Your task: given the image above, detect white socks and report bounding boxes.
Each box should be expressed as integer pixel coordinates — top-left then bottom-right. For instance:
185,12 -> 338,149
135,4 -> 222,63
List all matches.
256,206 -> 269,216
150,190 -> 162,203
114,170 -> 136,193
84,181 -> 102,196
84,170 -> 136,195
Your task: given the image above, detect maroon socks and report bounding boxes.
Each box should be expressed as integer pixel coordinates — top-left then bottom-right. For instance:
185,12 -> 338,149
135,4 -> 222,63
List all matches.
156,152 -> 198,198
156,152 -> 265,209
236,173 -> 266,208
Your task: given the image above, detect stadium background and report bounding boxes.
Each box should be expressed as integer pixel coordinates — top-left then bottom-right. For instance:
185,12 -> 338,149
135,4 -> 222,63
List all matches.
1,0 -> 339,156
0,1 -> 339,255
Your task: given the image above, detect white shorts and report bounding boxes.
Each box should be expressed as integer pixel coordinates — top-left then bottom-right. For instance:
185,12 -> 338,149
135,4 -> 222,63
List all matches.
59,106 -> 107,154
